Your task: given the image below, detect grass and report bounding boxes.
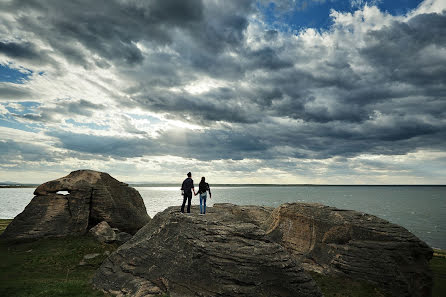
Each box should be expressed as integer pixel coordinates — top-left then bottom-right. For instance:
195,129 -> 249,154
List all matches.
1,219 -> 445,297
0,220 -> 117,297
432,249 -> 446,297
0,219 -> 12,233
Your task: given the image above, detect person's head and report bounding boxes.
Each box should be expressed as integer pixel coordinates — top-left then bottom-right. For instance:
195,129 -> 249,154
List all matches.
187,172 -> 191,177
201,176 -> 205,183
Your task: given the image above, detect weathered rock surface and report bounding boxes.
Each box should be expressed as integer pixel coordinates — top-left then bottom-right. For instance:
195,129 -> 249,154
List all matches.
265,203 -> 433,297
90,221 -> 116,243
89,221 -> 133,244
115,231 -> 132,244
0,170 -> 150,240
93,204 -> 323,297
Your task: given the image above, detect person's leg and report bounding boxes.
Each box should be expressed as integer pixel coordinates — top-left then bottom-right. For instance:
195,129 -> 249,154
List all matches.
203,195 -> 207,214
187,192 -> 192,213
199,194 -> 203,214
181,194 -> 187,213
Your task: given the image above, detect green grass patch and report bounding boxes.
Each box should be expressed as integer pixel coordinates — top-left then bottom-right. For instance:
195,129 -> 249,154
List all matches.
432,249 -> 446,297
0,219 -> 118,297
0,219 -> 13,234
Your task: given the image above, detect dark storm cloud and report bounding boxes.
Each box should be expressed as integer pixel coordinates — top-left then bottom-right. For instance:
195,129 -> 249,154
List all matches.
0,139 -> 60,163
0,41 -> 39,59
130,89 -> 262,124
0,41 -> 56,66
360,12 -> 446,87
46,127 -> 270,161
1,0 -> 205,66
12,99 -> 105,123
124,9 -> 446,160
245,47 -> 294,70
1,0 -> 445,165
0,83 -> 32,100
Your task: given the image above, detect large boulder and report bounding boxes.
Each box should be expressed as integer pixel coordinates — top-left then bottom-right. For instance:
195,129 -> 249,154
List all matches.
265,203 -> 433,297
93,204 -> 323,297
0,170 -> 150,240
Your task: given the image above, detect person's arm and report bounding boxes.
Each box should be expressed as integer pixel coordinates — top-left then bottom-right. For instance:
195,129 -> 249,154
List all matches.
192,179 -> 196,195
208,184 -> 211,198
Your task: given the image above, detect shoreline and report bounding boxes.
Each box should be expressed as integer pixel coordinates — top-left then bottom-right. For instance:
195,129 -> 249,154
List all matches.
2,184 -> 446,188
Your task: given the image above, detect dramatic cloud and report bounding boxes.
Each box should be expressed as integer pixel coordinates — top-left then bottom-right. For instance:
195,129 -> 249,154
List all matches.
0,0 -> 445,183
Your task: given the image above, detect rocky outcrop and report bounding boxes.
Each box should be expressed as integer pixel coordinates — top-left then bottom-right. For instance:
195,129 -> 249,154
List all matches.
0,170 -> 150,241
93,204 -> 323,297
265,203 -> 433,297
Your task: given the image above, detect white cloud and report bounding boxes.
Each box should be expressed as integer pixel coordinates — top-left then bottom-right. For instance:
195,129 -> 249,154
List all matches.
412,0 -> 446,15
0,104 -> 8,115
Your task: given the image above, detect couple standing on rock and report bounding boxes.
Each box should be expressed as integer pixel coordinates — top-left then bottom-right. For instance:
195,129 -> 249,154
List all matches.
180,172 -> 212,214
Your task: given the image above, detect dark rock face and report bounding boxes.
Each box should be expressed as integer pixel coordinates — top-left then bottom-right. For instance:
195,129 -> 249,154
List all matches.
265,203 -> 433,297
93,204 -> 323,297
0,170 -> 150,240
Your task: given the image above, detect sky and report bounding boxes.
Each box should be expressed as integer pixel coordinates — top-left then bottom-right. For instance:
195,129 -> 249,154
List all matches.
0,0 -> 445,184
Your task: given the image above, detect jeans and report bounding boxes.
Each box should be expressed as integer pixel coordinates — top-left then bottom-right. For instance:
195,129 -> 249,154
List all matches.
199,193 -> 207,214
181,191 -> 192,213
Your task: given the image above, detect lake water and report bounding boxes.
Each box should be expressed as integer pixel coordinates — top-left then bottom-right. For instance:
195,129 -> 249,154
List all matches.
1,186 -> 445,249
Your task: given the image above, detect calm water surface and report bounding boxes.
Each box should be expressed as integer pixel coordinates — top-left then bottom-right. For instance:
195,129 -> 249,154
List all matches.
1,186 -> 445,249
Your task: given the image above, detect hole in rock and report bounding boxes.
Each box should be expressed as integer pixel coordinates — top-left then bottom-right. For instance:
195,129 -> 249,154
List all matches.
56,191 -> 70,195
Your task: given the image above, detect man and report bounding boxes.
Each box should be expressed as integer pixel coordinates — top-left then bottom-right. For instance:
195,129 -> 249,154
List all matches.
180,172 -> 196,213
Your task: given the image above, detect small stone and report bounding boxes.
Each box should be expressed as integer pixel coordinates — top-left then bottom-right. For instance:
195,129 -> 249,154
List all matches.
84,253 -> 101,260
79,253 -> 101,265
90,221 -> 116,243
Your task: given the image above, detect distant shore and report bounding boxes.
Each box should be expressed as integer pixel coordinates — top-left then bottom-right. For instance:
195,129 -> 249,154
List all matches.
0,185 -> 37,188
2,184 -> 446,188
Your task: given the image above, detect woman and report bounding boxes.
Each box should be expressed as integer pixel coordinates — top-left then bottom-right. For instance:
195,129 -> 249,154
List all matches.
196,176 -> 211,214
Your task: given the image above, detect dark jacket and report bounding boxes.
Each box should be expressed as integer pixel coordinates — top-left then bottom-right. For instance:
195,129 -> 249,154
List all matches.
181,177 -> 194,193
198,182 -> 211,195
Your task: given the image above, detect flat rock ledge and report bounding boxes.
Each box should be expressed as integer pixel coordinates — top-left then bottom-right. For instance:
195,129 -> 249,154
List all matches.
93,205 -> 323,297
94,203 -> 433,297
0,170 -> 150,241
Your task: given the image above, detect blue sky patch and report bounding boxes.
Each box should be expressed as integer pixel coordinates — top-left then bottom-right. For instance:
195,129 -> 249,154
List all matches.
0,64 -> 33,84
65,119 -> 110,130
259,0 -> 423,31
0,115 -> 41,133
5,101 -> 41,114
127,113 -> 162,124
